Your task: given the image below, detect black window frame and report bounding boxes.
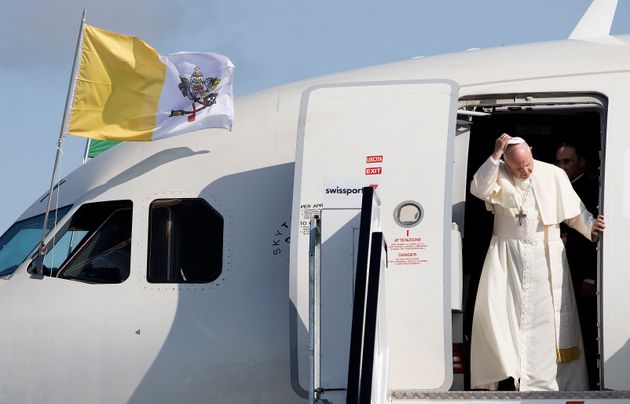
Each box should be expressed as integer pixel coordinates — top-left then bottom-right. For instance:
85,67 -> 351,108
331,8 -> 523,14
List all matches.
37,200 -> 133,284
147,198 -> 223,284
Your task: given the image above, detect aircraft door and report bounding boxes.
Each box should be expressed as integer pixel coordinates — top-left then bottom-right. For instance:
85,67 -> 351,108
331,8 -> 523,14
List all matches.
290,80 -> 459,393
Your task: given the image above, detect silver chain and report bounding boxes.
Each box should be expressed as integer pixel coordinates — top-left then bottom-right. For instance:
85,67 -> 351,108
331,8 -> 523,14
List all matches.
511,174 -> 533,214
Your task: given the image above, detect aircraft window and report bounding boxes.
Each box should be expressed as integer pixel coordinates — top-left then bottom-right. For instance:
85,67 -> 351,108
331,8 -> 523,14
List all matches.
147,198 -> 223,284
38,201 -> 133,284
0,205 -> 71,277
393,200 -> 423,227
43,228 -> 89,271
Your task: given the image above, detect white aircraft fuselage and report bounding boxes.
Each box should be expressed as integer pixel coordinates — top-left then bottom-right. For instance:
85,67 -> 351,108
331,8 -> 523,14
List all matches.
1,2 -> 630,403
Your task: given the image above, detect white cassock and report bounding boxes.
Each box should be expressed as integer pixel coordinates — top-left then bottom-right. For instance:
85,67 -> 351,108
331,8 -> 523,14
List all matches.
470,156 -> 592,391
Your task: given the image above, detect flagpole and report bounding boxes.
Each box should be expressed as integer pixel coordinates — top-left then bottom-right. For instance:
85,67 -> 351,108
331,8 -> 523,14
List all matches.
82,138 -> 91,164
37,10 -> 87,270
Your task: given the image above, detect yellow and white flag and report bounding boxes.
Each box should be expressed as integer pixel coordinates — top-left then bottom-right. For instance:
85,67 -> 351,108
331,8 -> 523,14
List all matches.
68,24 -> 235,141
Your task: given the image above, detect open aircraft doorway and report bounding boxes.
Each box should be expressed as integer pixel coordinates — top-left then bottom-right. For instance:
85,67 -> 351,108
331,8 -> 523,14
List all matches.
454,93 -> 606,392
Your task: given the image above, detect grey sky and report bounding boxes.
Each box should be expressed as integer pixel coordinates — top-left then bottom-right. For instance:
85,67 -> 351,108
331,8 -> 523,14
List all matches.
0,0 -> 628,233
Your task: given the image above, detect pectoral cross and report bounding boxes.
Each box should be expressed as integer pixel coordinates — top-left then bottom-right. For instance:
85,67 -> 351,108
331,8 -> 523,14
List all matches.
516,209 -> 527,226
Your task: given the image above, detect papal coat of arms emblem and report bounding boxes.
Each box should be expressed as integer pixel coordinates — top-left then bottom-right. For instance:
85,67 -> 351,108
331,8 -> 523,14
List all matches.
170,66 -> 221,122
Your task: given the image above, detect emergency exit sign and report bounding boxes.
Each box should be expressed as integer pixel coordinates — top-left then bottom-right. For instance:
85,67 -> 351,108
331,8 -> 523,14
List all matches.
365,167 -> 382,175
366,155 -> 383,163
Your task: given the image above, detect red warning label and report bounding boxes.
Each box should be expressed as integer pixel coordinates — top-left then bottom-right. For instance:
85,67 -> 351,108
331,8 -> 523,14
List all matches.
366,155 -> 383,164
365,167 -> 382,175
389,236 -> 428,266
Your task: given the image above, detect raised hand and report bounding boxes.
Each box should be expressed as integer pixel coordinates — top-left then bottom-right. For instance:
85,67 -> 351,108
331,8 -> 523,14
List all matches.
492,133 -> 512,160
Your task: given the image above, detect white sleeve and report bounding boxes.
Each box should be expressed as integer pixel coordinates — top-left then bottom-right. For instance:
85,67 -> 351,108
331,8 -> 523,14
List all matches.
564,208 -> 596,241
470,156 -> 501,200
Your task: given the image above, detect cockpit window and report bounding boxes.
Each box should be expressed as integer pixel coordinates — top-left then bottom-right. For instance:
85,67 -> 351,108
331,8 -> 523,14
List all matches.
148,198 -> 223,284
40,201 -> 132,284
0,206 -> 71,277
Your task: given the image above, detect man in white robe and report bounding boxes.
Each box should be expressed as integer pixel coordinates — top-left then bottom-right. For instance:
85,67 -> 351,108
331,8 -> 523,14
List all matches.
470,134 -> 605,391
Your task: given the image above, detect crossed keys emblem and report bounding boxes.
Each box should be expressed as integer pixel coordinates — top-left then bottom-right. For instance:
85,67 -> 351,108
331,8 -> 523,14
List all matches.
170,66 -> 221,122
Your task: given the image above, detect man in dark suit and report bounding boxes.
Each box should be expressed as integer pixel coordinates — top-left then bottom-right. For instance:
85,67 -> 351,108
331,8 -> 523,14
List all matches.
555,141 -> 600,389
